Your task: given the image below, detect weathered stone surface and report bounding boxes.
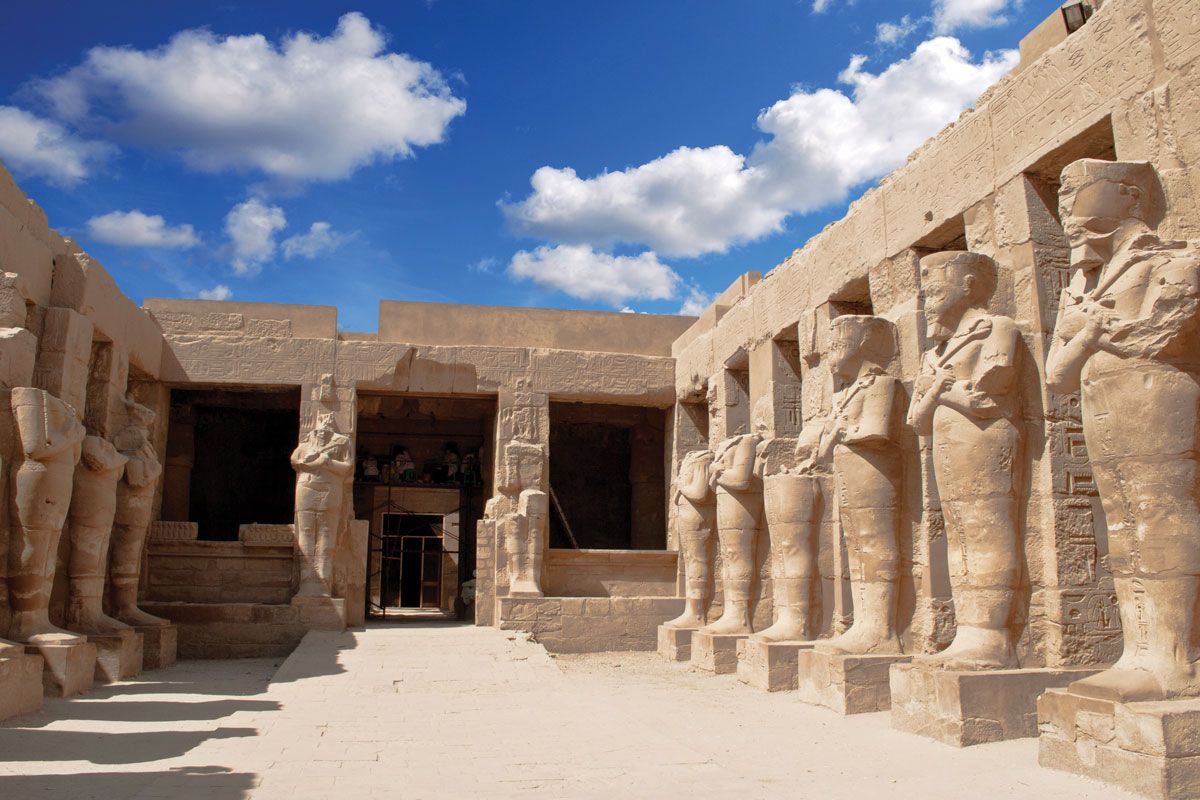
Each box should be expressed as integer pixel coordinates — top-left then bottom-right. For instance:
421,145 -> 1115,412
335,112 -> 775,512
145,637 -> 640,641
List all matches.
0,653 -> 43,720
736,638 -> 814,692
657,625 -> 694,662
90,629 -> 144,683
28,641 -> 96,698
691,631 -> 748,675
137,624 -> 177,669
795,650 -> 911,714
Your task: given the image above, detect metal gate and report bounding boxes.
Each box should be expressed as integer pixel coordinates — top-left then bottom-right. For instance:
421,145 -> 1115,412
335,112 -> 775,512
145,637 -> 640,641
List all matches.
367,510 -> 463,617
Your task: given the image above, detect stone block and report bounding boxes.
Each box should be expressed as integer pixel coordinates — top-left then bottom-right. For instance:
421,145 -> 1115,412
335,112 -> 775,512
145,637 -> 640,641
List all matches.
138,624 -> 178,670
691,631 -> 748,675
1039,689 -> 1200,799
890,662 -> 1099,746
657,626 -> 694,662
291,596 -> 346,631
239,523 -> 295,547
795,649 -> 911,714
736,638 -> 816,692
27,641 -> 97,698
0,653 -> 44,720
149,521 -> 199,542
90,629 -> 144,683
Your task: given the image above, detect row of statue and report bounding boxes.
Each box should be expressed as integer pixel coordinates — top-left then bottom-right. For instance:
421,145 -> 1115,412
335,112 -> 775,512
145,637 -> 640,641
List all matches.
666,159 -> 1200,704
2,387 -> 169,652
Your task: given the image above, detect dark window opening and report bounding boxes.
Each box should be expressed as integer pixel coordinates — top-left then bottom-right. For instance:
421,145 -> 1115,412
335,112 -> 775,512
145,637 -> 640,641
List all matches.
1024,116 -> 1117,224
913,215 -> 969,257
828,275 -> 876,316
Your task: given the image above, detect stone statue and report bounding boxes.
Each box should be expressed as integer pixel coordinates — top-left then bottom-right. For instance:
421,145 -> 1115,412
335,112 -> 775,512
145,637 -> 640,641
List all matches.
808,315 -> 903,655
752,422 -> 823,643
1046,159 -> 1200,702
662,449 -> 715,629
908,251 -> 1024,670
291,414 -> 354,597
702,424 -> 763,635
110,395 -> 169,626
8,387 -> 86,644
505,489 -> 548,597
65,435 -> 129,635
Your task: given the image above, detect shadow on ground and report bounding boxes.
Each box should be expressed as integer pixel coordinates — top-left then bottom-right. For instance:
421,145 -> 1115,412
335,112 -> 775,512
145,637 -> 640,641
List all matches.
0,766 -> 256,799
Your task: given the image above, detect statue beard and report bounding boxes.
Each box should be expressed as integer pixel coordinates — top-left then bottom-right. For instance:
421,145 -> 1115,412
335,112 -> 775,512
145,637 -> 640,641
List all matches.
925,316 -> 954,343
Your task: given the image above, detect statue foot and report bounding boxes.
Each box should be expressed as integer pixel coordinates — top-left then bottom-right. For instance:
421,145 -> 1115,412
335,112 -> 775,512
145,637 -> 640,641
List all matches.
1071,663 -> 1200,703
114,606 -> 171,628
699,613 -> 752,636
818,625 -> 902,656
914,628 -> 1017,671
663,611 -> 706,630
68,612 -> 132,637
752,618 -> 809,643
10,613 -> 87,646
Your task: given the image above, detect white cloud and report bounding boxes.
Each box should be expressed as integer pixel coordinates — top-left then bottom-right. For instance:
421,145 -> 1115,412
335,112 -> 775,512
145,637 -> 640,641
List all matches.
469,257 -> 498,273
508,245 -> 681,307
933,0 -> 1010,33
503,38 -> 1016,259
281,222 -> 348,259
225,198 -> 286,275
0,106 -> 112,185
38,12 -> 466,182
678,286 -> 712,316
199,284 -> 232,301
812,0 -> 834,12
877,16 -> 920,45
87,209 -> 199,248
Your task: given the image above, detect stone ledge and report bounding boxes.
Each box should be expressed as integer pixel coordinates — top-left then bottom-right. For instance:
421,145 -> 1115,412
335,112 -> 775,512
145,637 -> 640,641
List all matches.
498,596 -> 685,653
142,602 -> 309,660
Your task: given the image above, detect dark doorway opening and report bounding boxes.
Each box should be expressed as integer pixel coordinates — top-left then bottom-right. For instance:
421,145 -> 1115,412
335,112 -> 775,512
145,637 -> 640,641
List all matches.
379,513 -> 446,609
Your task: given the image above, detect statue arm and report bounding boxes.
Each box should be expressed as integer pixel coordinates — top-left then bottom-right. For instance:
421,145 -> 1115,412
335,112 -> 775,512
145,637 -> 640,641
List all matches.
1099,260 -> 1200,359
972,318 -> 1019,398
679,459 -> 711,502
716,435 -> 760,491
842,378 -> 896,446
906,357 -> 940,435
1046,299 -> 1092,393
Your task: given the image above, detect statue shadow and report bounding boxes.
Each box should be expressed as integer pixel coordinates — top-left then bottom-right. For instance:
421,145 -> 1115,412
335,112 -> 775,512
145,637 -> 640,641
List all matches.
0,726 -> 256,764
14,698 -> 280,726
0,767 -> 255,800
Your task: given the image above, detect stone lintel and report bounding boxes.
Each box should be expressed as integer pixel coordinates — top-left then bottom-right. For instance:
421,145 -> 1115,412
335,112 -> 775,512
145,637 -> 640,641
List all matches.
736,638 -> 817,692
795,649 -> 911,714
26,641 -> 97,698
691,631 -> 749,674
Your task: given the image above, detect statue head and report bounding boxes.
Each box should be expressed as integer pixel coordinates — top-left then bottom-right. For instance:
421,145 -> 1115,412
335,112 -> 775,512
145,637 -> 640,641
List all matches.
1059,159 -> 1166,272
828,315 -> 894,380
123,394 -> 156,431
312,413 -> 340,446
919,251 -> 998,342
680,448 -> 714,474
751,395 -> 772,436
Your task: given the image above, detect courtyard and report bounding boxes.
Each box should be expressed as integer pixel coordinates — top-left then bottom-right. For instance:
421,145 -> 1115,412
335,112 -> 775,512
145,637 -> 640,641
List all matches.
1,624 -> 1135,799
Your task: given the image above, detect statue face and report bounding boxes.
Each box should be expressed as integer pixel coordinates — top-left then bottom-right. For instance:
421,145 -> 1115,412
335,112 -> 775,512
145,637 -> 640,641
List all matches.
1060,179 -> 1139,271
827,326 -> 860,379
920,265 -> 969,342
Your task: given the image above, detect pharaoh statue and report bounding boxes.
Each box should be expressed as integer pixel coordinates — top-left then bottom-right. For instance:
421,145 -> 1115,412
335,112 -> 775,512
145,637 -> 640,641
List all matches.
65,436 -> 130,635
498,441 -> 547,597
753,415 -> 823,643
110,395 -> 169,626
908,251 -> 1024,670
1046,159 -> 1200,702
701,410 -> 763,635
291,414 -> 354,597
807,315 -> 903,655
662,449 -> 715,629
8,387 -> 86,644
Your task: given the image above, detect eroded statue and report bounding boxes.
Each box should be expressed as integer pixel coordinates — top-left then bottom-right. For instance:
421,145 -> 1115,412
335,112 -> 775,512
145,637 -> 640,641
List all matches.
66,435 -> 130,635
291,414 -> 354,597
908,251 -> 1024,670
1047,159 -> 1200,701
662,449 -> 715,629
498,441 -> 546,597
8,387 -> 86,644
110,396 -> 169,626
809,315 -> 903,655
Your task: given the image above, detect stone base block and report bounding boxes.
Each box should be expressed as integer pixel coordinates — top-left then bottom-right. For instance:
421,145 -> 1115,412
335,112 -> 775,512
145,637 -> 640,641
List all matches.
657,626 -> 695,662
1039,689 -> 1200,799
0,654 -> 44,720
795,649 -> 910,714
736,639 -> 816,692
26,641 -> 97,698
90,630 -> 144,683
890,663 -> 1098,746
137,624 -> 178,670
691,631 -> 749,674
291,596 -> 346,631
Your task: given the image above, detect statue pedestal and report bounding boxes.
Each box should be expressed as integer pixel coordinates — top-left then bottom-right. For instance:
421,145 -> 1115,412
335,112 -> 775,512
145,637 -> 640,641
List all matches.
736,639 -> 816,692
137,624 -> 178,670
26,641 -> 97,698
1038,688 -> 1200,799
890,662 -> 1099,746
291,595 -> 346,631
657,626 -> 696,662
0,652 -> 44,720
691,631 -> 749,674
795,649 -> 910,714
90,629 -> 144,683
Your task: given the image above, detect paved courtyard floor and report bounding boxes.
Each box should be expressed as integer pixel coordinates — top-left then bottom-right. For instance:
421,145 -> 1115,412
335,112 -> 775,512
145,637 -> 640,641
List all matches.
0,622 -> 1136,799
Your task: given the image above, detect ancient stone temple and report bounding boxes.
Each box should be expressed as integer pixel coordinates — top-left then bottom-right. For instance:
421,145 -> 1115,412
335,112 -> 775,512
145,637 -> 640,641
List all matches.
2,0 -> 1200,796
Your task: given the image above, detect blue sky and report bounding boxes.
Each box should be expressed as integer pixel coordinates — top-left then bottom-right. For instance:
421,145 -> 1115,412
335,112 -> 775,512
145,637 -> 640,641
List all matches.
1,0 -> 1054,331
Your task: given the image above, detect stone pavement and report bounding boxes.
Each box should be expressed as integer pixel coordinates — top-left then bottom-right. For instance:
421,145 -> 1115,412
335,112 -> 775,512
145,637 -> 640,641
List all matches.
0,622 -> 1138,799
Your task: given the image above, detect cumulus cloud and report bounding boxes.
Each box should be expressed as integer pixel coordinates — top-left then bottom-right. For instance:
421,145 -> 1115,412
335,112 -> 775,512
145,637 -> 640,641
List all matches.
0,106 -> 112,185
507,245 -> 681,307
503,38 -> 1016,258
199,284 -> 232,301
812,0 -> 835,12
281,222 -> 348,259
225,198 -> 286,275
678,286 -> 713,316
877,16 -> 920,45
87,209 -> 199,248
38,12 -> 466,182
933,0 -> 1011,33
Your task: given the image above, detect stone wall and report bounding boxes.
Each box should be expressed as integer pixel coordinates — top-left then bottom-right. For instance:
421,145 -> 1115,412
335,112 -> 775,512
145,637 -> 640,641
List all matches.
497,597 -> 685,653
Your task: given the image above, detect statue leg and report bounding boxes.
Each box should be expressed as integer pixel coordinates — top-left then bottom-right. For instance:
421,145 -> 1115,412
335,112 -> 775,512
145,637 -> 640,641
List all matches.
823,505 -> 902,655
664,524 -> 712,629
295,506 -> 326,596
109,521 -> 169,627
702,526 -> 755,634
66,521 -> 128,635
756,476 -> 818,642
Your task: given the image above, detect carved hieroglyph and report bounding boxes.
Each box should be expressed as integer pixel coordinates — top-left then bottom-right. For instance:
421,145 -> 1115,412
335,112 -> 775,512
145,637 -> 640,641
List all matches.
110,396 -> 169,627
662,449 -> 715,629
753,423 -> 823,643
8,387 -> 86,644
908,251 -> 1024,670
811,315 -> 903,655
701,428 -> 762,636
66,435 -> 129,635
1047,159 -> 1200,702
498,441 -> 546,597
291,414 -> 354,597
